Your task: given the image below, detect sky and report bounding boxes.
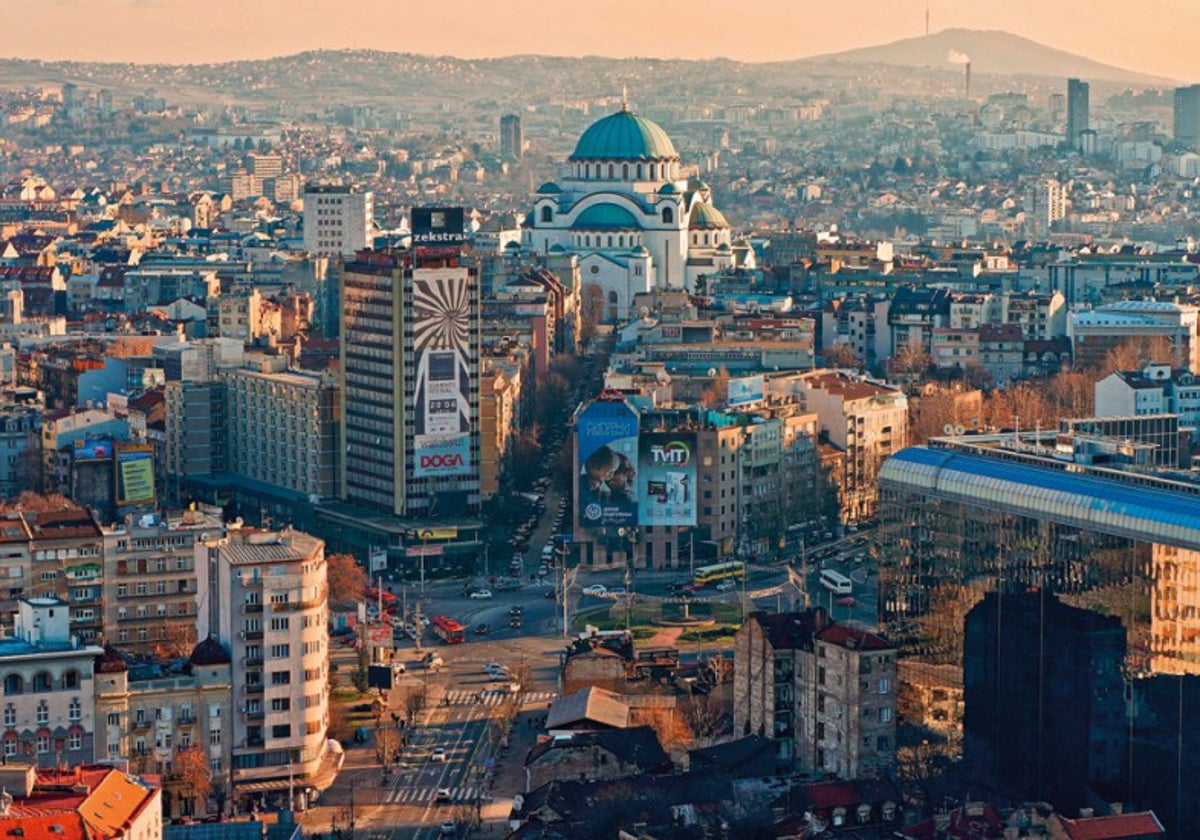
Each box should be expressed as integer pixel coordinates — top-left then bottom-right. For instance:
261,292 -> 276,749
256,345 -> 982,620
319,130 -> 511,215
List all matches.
8,0 -> 1198,82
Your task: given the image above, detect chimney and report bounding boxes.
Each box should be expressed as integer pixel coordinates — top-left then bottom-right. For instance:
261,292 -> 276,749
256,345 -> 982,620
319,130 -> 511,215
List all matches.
1109,802 -> 1124,816
965,62 -> 972,98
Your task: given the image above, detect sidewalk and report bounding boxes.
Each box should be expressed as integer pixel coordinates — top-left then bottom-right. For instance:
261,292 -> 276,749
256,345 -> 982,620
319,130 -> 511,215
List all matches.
473,700 -> 554,835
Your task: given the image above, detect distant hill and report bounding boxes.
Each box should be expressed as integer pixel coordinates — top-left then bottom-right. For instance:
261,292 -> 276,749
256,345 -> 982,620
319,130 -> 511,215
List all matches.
800,28 -> 1174,86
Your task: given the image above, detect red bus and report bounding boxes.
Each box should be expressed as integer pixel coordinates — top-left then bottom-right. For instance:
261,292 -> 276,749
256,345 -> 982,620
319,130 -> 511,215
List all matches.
365,587 -> 400,614
431,615 -> 466,644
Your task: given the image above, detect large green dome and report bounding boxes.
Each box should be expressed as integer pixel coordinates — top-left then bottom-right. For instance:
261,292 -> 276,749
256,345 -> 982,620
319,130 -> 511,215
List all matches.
571,203 -> 641,230
570,110 -> 679,161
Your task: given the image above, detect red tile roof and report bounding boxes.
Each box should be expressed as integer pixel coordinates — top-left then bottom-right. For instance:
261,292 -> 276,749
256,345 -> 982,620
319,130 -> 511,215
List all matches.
816,622 -> 893,652
1059,812 -> 1165,840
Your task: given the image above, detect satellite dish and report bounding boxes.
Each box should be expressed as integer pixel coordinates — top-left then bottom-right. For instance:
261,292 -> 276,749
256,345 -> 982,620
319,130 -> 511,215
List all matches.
954,424 -> 966,435
943,424 -> 954,435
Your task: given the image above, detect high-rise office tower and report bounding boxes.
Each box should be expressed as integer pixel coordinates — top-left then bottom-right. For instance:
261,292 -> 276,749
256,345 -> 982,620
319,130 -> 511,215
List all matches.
1067,78 -> 1090,151
339,210 -> 480,518
500,113 -> 523,161
1175,84 -> 1200,151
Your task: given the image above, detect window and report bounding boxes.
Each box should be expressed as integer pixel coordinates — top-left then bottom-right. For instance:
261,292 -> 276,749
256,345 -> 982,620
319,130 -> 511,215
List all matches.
271,724 -> 291,738
662,206 -> 674,224
269,617 -> 289,631
3,706 -> 13,726
209,730 -> 221,746
269,644 -> 290,659
36,734 -> 49,754
879,707 -> 892,723
3,675 -> 21,696
35,703 -> 48,725
270,698 -> 291,712
69,698 -> 81,721
540,206 -> 552,224
117,584 -> 127,597
69,731 -> 82,751
63,670 -> 79,689
3,739 -> 14,757
877,678 -> 890,694
270,671 -> 291,686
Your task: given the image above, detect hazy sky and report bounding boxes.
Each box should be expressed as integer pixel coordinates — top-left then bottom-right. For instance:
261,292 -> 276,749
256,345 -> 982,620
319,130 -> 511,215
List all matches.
8,0 -> 1197,81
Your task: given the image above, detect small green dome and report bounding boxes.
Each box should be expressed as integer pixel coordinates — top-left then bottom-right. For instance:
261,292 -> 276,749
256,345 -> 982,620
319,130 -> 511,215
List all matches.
658,183 -> 679,195
689,202 -> 730,230
571,110 -> 679,161
548,243 -> 566,253
537,182 -> 562,193
571,203 -> 641,230
632,245 -> 650,256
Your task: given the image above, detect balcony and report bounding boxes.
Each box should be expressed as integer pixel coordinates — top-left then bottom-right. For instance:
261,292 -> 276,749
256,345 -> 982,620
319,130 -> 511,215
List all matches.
244,603 -> 263,613
242,630 -> 263,641
247,737 -> 264,749
244,657 -> 263,668
245,683 -> 264,695
245,709 -> 265,721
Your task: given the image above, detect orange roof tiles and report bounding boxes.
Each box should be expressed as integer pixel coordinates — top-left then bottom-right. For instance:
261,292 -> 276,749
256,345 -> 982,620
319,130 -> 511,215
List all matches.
1060,813 -> 1165,840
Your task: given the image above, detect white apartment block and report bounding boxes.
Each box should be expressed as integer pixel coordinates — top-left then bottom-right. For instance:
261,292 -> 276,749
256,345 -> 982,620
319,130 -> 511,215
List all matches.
303,184 -> 373,256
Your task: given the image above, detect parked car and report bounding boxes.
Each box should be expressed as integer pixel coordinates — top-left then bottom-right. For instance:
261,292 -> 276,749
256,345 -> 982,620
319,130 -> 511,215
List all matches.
583,584 -> 607,596
436,788 -> 452,803
440,820 -> 457,836
469,589 -> 493,599
431,747 -> 447,762
484,662 -> 506,675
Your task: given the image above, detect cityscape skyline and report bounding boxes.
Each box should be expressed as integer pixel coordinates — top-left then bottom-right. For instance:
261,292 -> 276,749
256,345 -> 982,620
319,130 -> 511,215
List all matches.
5,0 -> 1198,82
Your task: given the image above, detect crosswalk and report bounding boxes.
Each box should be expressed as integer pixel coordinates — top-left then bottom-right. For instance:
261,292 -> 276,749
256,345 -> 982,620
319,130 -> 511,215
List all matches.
441,689 -> 556,707
386,785 -> 491,804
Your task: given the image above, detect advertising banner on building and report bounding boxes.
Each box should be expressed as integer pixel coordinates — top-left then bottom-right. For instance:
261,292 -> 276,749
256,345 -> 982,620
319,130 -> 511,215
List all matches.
411,207 -> 466,247
727,375 -> 765,406
369,547 -> 388,573
638,432 -> 697,526
577,400 -> 639,530
412,267 -> 474,478
115,444 -> 155,506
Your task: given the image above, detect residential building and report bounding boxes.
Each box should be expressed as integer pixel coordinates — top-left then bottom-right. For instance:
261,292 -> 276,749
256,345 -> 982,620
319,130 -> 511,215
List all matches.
101,508 -> 222,656
0,763 -> 162,840
163,380 -> 225,502
1095,363 -> 1200,430
211,528 -> 335,809
338,249 -> 481,520
0,404 -> 40,497
26,508 -> 104,644
93,638 -> 234,819
964,591 -> 1127,810
771,371 -> 907,522
303,184 -> 372,256
479,362 -> 520,501
0,597 -> 103,767
523,726 -> 669,792
733,609 -> 896,779
222,362 -> 340,500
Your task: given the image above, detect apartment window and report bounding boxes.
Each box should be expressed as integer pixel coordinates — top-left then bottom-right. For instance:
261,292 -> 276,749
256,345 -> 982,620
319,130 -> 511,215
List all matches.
68,698 -> 81,721
209,730 -> 221,746
36,734 -> 50,754
156,581 -> 167,595
270,671 -> 291,685
269,617 -> 289,631
269,644 -> 290,659
877,678 -> 890,694
210,757 -> 221,774
117,584 -> 127,597
879,707 -> 892,723
4,739 -> 15,757
156,558 -> 167,572
136,583 -> 147,596
36,702 -> 48,725
2,706 -> 13,726
271,724 -> 291,739
270,698 -> 291,712
818,667 -> 826,686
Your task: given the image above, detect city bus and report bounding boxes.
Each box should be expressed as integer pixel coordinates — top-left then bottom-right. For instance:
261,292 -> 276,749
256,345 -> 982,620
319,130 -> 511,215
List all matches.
365,587 -> 400,614
820,569 -> 853,596
693,561 -> 745,587
430,615 -> 466,644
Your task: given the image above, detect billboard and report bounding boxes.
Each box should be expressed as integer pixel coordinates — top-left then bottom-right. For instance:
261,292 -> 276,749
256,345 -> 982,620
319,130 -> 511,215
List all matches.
74,439 -> 113,461
412,267 -> 474,478
638,432 -> 697,527
728,375 -> 765,406
411,207 -> 466,246
369,547 -> 388,573
577,400 -> 639,530
115,444 -> 155,506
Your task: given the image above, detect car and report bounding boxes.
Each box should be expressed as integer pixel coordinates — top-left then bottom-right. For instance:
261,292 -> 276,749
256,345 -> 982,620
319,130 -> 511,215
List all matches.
837,596 -> 856,608
469,589 -> 493,600
392,662 -> 407,675
583,584 -> 607,596
608,587 -> 625,596
473,624 -> 491,635
544,589 -> 555,599
423,653 -> 445,670
340,634 -> 358,647
716,580 -> 737,591
510,617 -> 523,629
440,820 -> 457,836
436,788 -> 452,803
431,747 -> 447,762
537,566 -> 549,577
483,662 -> 505,674
509,605 -> 524,616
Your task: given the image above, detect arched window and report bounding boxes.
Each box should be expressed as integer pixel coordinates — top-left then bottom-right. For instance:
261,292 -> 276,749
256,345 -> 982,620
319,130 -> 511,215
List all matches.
650,164 -> 657,179
662,206 -> 674,224
622,164 -> 629,179
608,164 -> 614,179
540,206 -> 553,224
32,672 -> 51,692
63,670 -> 79,690
607,236 -> 613,247
607,290 -> 619,321
637,164 -> 643,179
3,675 -> 21,696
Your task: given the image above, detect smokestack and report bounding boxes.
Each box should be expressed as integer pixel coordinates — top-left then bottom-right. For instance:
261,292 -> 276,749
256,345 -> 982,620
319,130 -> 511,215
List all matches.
965,62 -> 971,98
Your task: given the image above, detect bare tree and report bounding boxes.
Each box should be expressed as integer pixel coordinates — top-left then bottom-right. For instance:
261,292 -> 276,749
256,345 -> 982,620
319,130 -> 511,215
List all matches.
681,693 -> 730,743
404,683 -> 427,724
374,725 -> 402,766
894,336 -> 931,385
580,283 -> 607,344
826,342 -> 861,370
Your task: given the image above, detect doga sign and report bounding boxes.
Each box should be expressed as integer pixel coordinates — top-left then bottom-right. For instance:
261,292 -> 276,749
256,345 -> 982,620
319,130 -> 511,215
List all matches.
414,434 -> 470,478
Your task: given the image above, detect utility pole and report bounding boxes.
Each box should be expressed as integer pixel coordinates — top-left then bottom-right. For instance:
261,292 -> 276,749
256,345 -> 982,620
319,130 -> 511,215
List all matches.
413,601 -> 423,654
